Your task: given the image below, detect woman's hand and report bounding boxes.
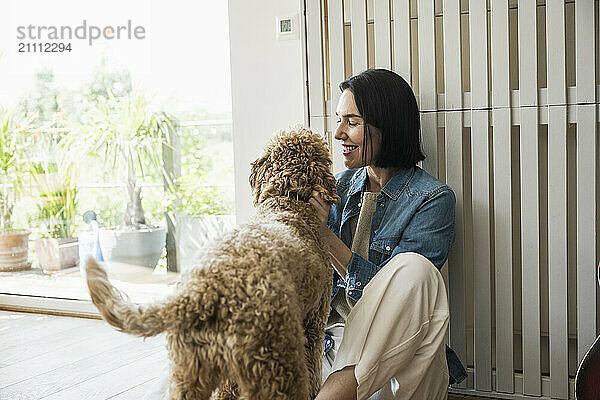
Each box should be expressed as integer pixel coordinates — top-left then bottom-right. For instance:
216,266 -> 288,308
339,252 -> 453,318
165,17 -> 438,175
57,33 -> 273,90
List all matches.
309,191 -> 331,226
310,191 -> 352,278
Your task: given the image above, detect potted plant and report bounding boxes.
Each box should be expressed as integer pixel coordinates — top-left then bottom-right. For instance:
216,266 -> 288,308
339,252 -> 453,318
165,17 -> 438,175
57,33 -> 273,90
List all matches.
31,160 -> 80,273
0,108 -> 35,271
170,177 -> 235,272
66,90 -> 177,268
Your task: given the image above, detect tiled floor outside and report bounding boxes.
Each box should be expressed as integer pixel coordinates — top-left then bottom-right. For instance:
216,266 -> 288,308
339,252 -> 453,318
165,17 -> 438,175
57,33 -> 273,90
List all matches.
1,261 -> 178,304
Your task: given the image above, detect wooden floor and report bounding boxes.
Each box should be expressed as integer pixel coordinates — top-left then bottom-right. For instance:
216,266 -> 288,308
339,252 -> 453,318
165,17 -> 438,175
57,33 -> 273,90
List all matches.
0,310 -> 493,400
0,310 -> 167,399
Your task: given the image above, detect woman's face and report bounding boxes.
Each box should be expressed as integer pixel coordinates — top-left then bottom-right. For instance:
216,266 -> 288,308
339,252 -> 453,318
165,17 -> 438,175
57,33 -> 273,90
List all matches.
334,89 -> 381,170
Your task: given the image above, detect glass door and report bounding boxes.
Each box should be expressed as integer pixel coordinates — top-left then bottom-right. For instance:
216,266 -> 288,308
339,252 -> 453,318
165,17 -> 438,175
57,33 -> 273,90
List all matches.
0,0 -> 234,313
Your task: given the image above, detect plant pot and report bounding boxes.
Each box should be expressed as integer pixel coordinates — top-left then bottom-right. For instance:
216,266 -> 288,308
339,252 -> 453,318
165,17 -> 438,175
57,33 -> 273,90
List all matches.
98,227 -> 166,268
35,238 -> 79,273
0,230 -> 31,272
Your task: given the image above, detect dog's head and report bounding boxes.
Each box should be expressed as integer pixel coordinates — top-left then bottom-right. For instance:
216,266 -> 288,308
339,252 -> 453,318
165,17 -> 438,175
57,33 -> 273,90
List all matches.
249,127 -> 340,206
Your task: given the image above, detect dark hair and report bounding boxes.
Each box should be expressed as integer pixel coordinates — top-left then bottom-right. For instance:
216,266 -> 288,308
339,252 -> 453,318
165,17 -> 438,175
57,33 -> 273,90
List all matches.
339,69 -> 425,168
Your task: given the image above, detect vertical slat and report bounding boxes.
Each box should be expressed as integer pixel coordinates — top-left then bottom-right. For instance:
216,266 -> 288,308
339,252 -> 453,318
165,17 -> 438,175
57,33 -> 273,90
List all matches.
491,1 -> 511,109
518,109 -> 541,394
490,0 -> 514,393
469,2 -> 492,391
518,0 -> 538,108
306,0 -> 326,134
443,0 -> 462,112
575,0 -> 598,370
392,0 -> 411,82
469,0 -> 492,392
471,112 -> 493,389
546,2 -> 569,398
575,0 -> 596,104
327,0 -> 347,173
548,107 -> 569,400
546,1 -> 567,108
443,0 -> 466,389
417,0 -> 436,111
350,0 -> 368,73
373,0 -> 391,69
417,0 -> 438,177
577,101 -> 598,348
491,108 -> 514,394
470,0 -> 490,111
517,0 -> 541,396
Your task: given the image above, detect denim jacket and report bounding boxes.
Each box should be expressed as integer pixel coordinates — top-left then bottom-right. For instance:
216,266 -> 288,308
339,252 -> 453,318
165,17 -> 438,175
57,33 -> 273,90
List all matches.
324,166 -> 467,385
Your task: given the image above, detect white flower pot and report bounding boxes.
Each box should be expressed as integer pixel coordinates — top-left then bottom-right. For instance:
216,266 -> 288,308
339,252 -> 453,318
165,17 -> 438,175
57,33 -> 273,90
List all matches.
98,227 -> 166,268
176,215 -> 235,271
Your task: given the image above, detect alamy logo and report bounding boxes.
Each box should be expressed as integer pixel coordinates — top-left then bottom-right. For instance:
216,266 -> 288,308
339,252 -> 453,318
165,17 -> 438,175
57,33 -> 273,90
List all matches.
16,20 -> 146,46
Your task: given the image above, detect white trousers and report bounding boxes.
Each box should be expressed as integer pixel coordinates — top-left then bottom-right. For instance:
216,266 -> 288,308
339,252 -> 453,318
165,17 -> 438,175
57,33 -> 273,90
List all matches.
322,252 -> 449,400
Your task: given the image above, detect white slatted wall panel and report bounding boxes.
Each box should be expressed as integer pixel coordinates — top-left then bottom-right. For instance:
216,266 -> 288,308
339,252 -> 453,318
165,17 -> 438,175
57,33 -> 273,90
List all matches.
305,1 -> 600,398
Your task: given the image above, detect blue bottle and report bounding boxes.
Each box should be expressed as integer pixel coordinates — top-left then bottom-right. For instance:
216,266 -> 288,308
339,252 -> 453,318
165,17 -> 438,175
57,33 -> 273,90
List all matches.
80,210 -> 104,276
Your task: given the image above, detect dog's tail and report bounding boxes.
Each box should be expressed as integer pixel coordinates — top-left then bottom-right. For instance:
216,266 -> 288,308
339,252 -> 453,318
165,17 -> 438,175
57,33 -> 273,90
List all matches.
85,258 -> 204,337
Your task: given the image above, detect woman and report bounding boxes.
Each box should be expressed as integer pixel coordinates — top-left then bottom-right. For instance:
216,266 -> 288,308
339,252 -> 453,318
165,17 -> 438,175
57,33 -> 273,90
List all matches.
310,69 -> 465,400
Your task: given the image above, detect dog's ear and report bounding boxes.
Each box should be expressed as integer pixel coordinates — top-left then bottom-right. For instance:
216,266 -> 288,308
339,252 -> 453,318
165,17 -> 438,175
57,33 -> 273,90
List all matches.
249,153 -> 269,205
251,127 -> 340,206
307,151 -> 340,205
278,128 -> 340,205
250,149 -> 284,205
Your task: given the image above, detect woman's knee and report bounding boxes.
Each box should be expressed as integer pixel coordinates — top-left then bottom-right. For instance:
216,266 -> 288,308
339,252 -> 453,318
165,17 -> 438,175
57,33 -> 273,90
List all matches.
384,252 -> 440,283
378,253 -> 448,310
316,365 -> 358,400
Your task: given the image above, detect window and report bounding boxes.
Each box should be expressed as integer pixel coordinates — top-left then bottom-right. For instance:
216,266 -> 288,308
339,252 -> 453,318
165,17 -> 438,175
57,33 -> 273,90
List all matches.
0,0 -> 234,312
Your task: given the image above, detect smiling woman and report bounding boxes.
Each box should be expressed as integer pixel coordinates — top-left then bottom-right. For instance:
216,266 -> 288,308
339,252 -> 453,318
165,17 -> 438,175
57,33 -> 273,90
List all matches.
334,90 -> 381,171
335,69 -> 424,173
312,69 -> 466,399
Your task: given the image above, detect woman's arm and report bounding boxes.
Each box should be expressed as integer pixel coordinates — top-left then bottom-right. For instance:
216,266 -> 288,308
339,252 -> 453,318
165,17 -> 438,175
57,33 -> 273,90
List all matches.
312,186 -> 455,293
312,186 -> 455,281
341,188 -> 455,297
388,188 -> 456,270
309,191 -> 353,279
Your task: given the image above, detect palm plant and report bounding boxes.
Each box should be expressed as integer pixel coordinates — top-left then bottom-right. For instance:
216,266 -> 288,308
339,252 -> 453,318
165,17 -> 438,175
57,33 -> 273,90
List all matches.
0,108 -> 36,231
65,89 -> 177,230
30,160 -> 78,238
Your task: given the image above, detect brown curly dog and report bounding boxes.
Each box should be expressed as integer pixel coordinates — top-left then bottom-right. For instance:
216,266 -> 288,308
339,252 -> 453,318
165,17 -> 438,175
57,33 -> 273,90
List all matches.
85,127 -> 339,400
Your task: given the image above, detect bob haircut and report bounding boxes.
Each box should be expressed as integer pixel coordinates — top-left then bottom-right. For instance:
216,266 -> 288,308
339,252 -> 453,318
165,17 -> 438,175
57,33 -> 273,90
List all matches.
339,69 -> 425,169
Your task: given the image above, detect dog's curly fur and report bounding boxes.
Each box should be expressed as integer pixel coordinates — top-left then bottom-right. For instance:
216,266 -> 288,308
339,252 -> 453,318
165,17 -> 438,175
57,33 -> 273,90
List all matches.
86,127 -> 340,400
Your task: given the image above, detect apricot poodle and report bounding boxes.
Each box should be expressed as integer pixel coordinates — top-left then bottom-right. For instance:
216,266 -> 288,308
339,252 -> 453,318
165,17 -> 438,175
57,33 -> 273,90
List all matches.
86,127 -> 339,400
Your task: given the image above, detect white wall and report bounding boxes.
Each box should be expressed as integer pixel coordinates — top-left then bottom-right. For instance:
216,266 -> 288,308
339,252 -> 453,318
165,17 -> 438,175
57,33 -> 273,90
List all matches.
227,0 -> 307,224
